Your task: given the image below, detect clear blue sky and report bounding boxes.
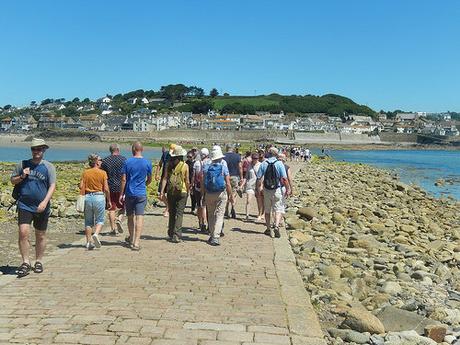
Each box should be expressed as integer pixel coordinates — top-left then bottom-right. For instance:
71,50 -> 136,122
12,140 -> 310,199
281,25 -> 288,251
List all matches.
1,0 -> 459,112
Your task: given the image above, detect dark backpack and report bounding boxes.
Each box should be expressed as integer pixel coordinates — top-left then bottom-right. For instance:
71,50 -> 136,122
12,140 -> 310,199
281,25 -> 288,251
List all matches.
263,160 -> 279,190
12,160 -> 27,200
204,163 -> 225,193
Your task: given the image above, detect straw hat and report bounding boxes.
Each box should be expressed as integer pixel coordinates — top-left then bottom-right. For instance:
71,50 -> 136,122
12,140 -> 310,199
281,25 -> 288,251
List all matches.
170,145 -> 187,157
210,146 -> 225,161
30,138 -> 49,149
169,143 -> 176,155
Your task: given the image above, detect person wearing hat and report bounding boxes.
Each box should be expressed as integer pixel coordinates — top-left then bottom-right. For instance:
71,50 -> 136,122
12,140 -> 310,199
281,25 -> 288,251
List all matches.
10,138 -> 56,278
155,143 -> 175,217
192,148 -> 211,233
201,145 -> 234,246
159,145 -> 189,243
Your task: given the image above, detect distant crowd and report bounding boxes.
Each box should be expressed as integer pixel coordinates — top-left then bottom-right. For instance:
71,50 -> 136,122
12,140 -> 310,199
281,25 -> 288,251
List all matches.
10,138 -> 311,278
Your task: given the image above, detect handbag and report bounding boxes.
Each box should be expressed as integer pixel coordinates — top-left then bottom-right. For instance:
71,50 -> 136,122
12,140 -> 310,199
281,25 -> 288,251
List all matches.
76,195 -> 85,213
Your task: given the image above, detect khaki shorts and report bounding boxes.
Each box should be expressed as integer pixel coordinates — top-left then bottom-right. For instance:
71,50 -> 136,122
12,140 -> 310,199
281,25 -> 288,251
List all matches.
230,176 -> 240,191
263,188 -> 285,214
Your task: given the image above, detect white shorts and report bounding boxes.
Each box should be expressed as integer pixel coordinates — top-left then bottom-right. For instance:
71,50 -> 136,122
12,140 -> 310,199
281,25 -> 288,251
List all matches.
263,188 -> 285,214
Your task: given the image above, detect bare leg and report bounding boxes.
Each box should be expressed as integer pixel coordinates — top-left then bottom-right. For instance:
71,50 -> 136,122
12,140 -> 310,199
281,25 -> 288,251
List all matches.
18,224 -> 30,264
94,223 -> 103,236
35,229 -> 46,262
85,226 -> 92,243
265,212 -> 271,230
127,215 -> 135,243
108,210 -> 116,231
134,215 -> 144,247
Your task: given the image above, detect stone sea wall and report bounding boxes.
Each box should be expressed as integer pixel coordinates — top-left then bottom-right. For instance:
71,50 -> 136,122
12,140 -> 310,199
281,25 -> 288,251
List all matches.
286,160 -> 460,344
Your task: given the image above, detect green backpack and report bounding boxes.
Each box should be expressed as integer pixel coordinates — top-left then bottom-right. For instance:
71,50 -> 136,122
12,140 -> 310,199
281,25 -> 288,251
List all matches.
168,161 -> 185,195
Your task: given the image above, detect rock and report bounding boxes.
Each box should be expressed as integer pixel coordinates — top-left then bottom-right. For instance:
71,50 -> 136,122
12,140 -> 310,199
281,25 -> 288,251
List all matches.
341,306 -> 385,334
285,216 -> 307,230
400,224 -> 417,234
376,306 -> 440,334
333,212 -> 346,225
385,330 -> 437,345
380,281 -> 402,295
290,231 -> 312,245
328,328 -> 370,344
297,207 -> 317,221
424,324 -> 448,343
321,265 -> 342,281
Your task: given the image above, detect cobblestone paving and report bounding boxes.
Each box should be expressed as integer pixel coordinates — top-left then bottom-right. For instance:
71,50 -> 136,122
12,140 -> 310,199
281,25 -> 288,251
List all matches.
0,197 -> 324,344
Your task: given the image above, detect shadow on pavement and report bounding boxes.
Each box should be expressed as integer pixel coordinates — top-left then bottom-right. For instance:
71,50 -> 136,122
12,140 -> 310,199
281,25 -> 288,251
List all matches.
0,265 -> 19,275
231,227 -> 263,235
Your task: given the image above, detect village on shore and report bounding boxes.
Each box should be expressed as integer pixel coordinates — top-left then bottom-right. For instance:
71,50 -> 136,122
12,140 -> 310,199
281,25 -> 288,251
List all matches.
1,89 -> 459,147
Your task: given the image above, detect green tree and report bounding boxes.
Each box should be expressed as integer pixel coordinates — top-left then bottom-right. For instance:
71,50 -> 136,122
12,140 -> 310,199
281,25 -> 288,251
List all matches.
210,88 -> 219,98
160,84 -> 188,101
72,97 -> 80,103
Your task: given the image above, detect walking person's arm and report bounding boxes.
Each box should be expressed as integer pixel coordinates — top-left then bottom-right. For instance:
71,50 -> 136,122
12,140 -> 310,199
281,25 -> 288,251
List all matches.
225,175 -> 234,204
154,159 -> 162,181
104,179 -> 112,210
159,170 -> 169,200
184,164 -> 190,192
36,183 -> 56,213
119,174 -> 126,204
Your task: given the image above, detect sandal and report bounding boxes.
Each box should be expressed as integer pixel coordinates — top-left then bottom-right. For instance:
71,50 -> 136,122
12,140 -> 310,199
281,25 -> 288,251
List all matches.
125,236 -> 131,244
34,262 -> 44,274
17,262 -> 31,278
131,244 -> 141,251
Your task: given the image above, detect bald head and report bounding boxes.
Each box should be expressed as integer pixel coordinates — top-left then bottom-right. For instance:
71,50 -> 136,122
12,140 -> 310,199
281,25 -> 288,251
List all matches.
132,141 -> 143,155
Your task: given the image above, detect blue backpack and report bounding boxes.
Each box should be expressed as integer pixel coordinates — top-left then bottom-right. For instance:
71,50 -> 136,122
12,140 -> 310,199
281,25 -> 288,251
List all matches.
204,163 -> 225,193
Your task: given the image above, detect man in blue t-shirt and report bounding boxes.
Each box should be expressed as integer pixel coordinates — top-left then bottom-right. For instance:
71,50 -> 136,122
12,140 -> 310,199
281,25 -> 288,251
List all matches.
256,147 -> 291,238
11,138 -> 56,278
120,141 -> 152,250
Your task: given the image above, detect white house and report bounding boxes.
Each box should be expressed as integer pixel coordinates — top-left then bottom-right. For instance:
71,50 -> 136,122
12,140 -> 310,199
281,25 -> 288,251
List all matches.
101,96 -> 112,103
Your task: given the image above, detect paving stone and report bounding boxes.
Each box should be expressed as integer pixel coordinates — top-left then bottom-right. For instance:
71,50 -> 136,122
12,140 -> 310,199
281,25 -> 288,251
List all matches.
217,330 -> 254,342
254,332 -> 291,344
79,334 -> 118,345
164,328 -> 216,340
184,322 -> 246,332
247,326 -> 289,335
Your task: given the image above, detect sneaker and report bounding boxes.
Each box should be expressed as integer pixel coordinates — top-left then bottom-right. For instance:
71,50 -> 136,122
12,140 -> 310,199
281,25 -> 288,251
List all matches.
200,224 -> 207,234
270,228 -> 275,238
86,242 -> 95,250
274,226 -> 281,238
171,236 -> 181,243
92,234 -> 101,248
209,238 -> 220,246
116,221 -> 124,234
230,208 -> 236,219
264,228 -> 271,236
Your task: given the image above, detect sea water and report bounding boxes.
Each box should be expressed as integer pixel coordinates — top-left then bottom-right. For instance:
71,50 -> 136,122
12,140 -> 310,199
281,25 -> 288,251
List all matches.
327,150 -> 460,200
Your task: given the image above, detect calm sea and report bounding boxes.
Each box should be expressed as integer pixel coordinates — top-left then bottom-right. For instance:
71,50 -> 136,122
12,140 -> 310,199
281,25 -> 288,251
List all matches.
325,150 -> 460,200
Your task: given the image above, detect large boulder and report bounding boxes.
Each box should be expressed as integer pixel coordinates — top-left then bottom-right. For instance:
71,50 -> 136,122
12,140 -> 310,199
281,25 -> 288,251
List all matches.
297,207 -> 317,220
376,306 -> 440,335
341,306 -> 385,334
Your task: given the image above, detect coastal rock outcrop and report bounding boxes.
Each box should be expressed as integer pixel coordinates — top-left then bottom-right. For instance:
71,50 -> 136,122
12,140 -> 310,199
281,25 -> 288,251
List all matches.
287,161 -> 460,344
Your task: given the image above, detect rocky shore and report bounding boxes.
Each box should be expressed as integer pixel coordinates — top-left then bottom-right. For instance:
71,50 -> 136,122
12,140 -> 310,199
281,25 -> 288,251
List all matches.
286,160 -> 460,345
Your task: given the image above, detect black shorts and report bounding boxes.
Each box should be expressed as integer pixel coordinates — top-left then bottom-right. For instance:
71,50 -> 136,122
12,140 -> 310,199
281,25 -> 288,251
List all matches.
18,208 -> 50,231
193,190 -> 203,208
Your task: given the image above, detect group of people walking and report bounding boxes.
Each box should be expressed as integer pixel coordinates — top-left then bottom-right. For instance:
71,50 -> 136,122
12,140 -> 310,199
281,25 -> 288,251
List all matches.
10,138 -> 295,278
